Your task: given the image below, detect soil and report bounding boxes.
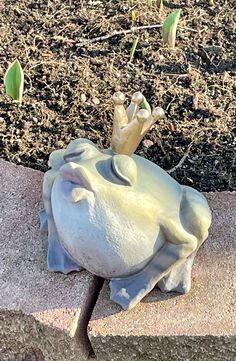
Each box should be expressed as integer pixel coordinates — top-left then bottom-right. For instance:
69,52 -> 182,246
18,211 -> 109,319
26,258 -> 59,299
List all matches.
0,0 -> 235,192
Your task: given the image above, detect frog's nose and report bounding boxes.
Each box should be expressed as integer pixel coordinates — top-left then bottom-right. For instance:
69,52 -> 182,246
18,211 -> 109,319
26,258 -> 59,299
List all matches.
112,154 -> 137,186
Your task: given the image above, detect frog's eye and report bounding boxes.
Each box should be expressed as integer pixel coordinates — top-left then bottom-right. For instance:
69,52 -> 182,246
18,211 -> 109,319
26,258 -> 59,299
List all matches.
63,142 -> 100,163
111,154 -> 137,186
48,149 -> 65,169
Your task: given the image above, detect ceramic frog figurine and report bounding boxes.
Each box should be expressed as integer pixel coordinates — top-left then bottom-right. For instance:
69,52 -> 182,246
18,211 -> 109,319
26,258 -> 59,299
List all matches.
40,91 -> 212,310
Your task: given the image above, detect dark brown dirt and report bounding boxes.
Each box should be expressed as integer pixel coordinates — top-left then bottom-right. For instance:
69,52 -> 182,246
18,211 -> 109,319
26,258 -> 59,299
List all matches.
0,0 -> 235,191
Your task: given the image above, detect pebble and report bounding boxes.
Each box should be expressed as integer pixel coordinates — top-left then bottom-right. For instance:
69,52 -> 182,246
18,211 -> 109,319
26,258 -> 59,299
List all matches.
92,97 -> 100,105
80,94 -> 86,102
143,139 -> 154,148
90,58 -> 103,65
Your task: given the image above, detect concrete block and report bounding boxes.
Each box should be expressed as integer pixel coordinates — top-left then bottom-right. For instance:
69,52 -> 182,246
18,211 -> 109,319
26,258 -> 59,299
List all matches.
88,192 -> 236,361
0,160 -> 95,361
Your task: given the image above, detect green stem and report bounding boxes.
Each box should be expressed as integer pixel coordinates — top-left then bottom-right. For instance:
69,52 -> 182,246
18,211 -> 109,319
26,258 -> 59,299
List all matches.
157,0 -> 163,10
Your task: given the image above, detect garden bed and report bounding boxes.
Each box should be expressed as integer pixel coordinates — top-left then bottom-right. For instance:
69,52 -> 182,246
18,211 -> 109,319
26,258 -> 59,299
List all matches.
0,0 -> 235,191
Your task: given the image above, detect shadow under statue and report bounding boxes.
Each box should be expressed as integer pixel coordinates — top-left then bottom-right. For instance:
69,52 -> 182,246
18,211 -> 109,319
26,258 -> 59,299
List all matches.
40,91 -> 212,310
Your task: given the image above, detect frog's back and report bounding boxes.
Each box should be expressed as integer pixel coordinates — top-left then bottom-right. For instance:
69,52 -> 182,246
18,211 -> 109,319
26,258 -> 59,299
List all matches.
133,154 -> 182,209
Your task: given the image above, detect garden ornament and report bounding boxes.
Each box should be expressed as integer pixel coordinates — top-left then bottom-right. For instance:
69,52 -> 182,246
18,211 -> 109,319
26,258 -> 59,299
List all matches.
40,91 -> 212,310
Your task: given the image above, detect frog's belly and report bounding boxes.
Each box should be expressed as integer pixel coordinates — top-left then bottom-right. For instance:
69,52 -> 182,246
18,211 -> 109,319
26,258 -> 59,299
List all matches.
51,182 -> 164,278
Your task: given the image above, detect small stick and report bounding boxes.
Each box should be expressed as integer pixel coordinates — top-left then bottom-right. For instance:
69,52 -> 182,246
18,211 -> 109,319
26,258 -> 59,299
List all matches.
167,143 -> 193,174
76,25 -> 161,47
76,24 -> 198,47
161,73 -> 190,77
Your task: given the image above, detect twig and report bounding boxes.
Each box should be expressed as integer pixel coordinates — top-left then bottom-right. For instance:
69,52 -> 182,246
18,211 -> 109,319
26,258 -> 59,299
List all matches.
76,24 -> 162,47
184,27 -> 199,33
167,143 -> 193,174
75,24 -> 198,47
166,94 -> 176,112
161,73 -> 190,77
47,5 -> 71,19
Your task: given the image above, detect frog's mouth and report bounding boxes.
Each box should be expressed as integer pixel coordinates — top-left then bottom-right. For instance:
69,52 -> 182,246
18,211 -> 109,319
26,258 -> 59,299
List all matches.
59,162 -> 93,192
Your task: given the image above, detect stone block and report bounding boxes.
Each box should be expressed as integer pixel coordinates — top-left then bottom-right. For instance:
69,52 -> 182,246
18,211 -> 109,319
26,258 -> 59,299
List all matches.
88,192 -> 236,361
0,160 -> 95,361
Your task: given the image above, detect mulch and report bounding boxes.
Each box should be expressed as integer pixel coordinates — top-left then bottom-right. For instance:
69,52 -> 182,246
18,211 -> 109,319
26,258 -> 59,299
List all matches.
0,0 -> 235,191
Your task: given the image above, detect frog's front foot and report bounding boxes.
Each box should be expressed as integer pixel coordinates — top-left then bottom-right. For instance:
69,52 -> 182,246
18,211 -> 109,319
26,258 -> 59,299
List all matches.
39,208 -> 48,232
40,207 -> 83,274
47,233 -> 84,274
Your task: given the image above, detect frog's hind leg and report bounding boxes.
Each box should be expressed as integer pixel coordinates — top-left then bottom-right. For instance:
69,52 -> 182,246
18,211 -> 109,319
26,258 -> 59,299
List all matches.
110,186 -> 211,310
158,186 -> 212,294
109,218 -> 199,310
157,252 -> 196,294
43,169 -> 83,274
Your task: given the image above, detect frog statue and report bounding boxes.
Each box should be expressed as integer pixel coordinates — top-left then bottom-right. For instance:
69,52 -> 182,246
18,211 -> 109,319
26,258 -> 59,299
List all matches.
40,91 -> 212,310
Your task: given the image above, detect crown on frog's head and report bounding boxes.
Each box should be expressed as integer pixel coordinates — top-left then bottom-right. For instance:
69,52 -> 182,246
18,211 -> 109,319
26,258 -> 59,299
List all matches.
111,91 -> 165,156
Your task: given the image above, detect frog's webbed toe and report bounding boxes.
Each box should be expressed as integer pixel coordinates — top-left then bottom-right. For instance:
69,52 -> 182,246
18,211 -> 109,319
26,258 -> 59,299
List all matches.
109,254 -> 193,310
110,275 -> 148,311
48,233 -> 83,274
109,265 -> 160,310
39,208 -> 48,232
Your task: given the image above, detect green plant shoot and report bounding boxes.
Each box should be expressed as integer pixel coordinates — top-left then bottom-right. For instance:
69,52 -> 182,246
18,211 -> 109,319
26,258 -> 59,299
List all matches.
4,59 -> 24,105
131,10 -> 136,22
208,0 -> 214,5
140,96 -> 151,113
162,9 -> 181,49
147,0 -> 153,7
130,36 -> 139,62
